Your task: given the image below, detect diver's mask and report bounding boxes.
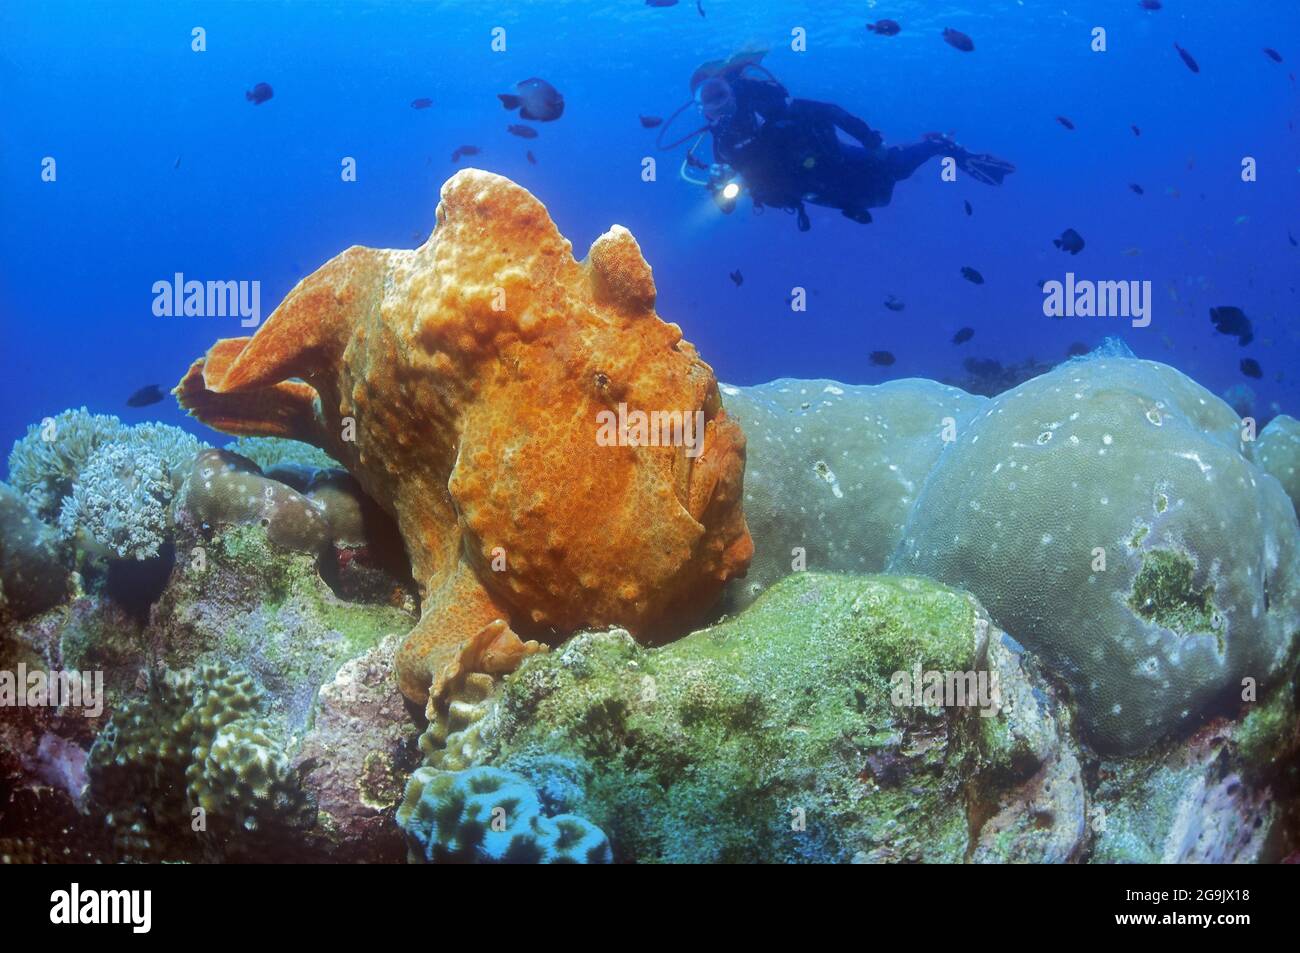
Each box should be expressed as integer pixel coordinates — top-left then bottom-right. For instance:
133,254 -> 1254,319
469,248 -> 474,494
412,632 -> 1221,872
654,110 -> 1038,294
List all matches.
695,77 -> 736,123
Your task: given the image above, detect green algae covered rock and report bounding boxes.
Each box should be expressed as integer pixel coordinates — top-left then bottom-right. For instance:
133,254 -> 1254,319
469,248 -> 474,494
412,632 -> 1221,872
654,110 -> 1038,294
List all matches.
397,765 -> 611,864
428,572 -> 1086,863
1256,414 -> 1300,518
889,357 -> 1300,755
720,379 -> 986,611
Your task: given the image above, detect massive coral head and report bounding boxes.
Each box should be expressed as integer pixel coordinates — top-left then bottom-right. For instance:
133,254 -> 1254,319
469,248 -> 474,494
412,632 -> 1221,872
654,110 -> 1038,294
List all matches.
176,168 -> 751,706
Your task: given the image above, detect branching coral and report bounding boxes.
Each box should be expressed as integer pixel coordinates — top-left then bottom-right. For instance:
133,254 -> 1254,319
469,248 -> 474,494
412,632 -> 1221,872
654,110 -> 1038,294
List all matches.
87,663 -> 312,861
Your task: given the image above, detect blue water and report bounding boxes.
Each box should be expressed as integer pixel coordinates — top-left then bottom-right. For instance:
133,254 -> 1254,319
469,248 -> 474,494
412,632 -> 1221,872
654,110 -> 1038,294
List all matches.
3,0 -> 1298,466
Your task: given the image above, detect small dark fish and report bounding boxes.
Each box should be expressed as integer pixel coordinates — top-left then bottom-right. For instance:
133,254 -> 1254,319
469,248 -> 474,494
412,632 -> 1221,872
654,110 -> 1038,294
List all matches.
245,82 -> 273,105
639,115 -> 663,128
526,150 -> 538,165
961,266 -> 985,285
645,0 -> 677,7
870,351 -> 897,366
1131,124 -> 1142,136
1289,230 -> 1297,247
126,385 -> 165,408
1174,43 -> 1200,74
964,200 -> 973,216
1138,0 -> 1161,10
883,295 -> 905,312
498,77 -> 564,122
943,28 -> 974,52
1066,341 -> 1090,357
1209,306 -> 1254,346
173,155 -> 181,170
729,270 -> 743,287
1054,228 -> 1086,255
1263,48 -> 1283,63
507,124 -> 538,139
410,98 -> 433,110
951,327 -> 974,345
1056,115 -> 1075,130
1240,358 -> 1263,379
1129,183 -> 1145,195
451,145 -> 481,162
866,20 -> 901,36
697,0 -> 705,16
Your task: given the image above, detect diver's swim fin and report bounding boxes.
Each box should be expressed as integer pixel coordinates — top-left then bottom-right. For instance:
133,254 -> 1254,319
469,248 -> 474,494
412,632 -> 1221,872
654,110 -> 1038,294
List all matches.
960,152 -> 1016,186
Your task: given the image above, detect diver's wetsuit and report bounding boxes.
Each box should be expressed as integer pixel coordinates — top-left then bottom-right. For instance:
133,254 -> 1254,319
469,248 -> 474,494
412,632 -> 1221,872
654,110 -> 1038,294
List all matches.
709,75 -> 1011,230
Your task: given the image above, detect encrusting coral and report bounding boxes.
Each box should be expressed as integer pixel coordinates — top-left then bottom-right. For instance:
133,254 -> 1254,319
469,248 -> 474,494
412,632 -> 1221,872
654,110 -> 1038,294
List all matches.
176,169 -> 753,705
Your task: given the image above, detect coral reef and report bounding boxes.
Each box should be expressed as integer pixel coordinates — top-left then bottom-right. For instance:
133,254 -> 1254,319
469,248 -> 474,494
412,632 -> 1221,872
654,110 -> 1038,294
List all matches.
422,572 -> 1087,863
1256,414 -> 1300,518
86,663 -> 313,861
396,765 -> 611,863
0,482 -> 68,623
176,169 -> 752,704
889,357 -> 1300,754
720,378 -> 986,611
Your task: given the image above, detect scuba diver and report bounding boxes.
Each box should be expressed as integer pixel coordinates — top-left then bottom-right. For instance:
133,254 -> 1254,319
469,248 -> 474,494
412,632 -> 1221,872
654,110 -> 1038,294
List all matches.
659,50 -> 1015,231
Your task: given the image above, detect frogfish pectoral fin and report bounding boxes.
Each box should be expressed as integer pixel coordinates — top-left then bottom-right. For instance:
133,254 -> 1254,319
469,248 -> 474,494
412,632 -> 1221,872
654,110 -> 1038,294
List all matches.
211,245 -> 388,393
395,560 -> 545,706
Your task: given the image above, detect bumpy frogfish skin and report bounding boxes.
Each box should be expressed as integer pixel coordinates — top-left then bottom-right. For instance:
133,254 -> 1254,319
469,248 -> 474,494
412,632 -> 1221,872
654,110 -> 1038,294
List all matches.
176,169 -> 753,707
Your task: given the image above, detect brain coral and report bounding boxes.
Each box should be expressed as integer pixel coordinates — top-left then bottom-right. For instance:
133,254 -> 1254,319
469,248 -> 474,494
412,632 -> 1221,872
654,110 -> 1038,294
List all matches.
720,378 -> 986,611
397,765 -> 611,864
888,357 -> 1300,754
176,169 -> 752,704
1256,414 -> 1300,518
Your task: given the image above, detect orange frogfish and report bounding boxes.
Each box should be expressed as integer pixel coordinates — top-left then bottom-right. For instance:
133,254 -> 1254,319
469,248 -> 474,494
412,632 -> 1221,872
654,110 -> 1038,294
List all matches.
176,169 -> 752,707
